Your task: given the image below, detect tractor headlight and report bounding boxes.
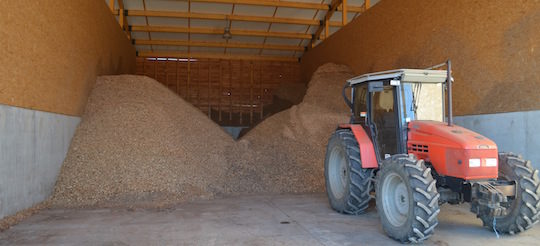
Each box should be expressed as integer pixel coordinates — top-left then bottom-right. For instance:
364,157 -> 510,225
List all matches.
485,158 -> 497,167
469,158 -> 481,167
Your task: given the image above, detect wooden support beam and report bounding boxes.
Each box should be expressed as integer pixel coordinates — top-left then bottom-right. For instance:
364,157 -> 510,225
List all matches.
342,0 -> 348,25
239,62 -> 243,125
219,60 -> 223,122
134,39 -> 304,51
197,60 -> 201,108
153,57 -> 157,78
191,0 -> 329,10
337,5 -> 363,13
229,60 -> 232,121
249,62 -> 254,124
131,25 -> 311,39
138,51 -> 299,62
176,59 -> 180,94
208,61 -> 211,117
109,0 -> 115,12
142,0 -> 153,52
117,0 -> 130,39
308,0 -> 342,49
117,0 -> 124,9
325,19 -> 329,39
365,0 -> 370,10
165,58 -> 169,88
259,63 -> 263,119
119,9 -> 125,29
192,0 -> 364,12
142,57 -> 146,74
119,10 -> 344,27
187,58 -> 191,102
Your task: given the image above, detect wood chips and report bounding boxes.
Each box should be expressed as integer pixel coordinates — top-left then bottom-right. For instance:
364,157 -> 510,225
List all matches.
49,63 -> 354,208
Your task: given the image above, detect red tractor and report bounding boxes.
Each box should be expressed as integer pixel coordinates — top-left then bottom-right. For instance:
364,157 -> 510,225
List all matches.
324,61 -> 540,243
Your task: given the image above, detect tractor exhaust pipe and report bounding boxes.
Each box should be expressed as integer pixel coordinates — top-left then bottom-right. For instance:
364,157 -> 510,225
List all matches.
447,60 -> 453,126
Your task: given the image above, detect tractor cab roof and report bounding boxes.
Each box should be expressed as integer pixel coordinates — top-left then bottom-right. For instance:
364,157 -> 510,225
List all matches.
347,69 -> 448,86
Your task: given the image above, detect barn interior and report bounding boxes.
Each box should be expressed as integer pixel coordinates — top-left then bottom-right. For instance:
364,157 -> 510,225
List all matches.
1,0 -> 540,245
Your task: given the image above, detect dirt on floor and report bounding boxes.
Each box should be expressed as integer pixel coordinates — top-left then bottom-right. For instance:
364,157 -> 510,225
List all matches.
45,63 -> 352,209
0,202 -> 48,232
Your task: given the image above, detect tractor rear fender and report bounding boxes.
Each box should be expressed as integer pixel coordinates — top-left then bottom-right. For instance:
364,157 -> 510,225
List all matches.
338,124 -> 378,169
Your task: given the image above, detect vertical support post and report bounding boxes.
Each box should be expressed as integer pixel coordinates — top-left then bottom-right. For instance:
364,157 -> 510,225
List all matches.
229,60 -> 233,121
447,60 -> 453,126
325,20 -> 329,39
187,57 -> 191,102
259,62 -> 263,119
165,58 -> 169,87
208,60 -> 211,117
365,0 -> 370,10
142,57 -> 145,75
219,60 -> 223,122
250,62 -> 254,124
176,59 -> 179,94
153,57 -> 157,80
239,61 -> 243,126
342,0 -> 348,25
198,60 -> 201,110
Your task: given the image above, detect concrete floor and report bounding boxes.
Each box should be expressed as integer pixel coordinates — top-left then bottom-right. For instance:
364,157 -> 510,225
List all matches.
0,194 -> 539,246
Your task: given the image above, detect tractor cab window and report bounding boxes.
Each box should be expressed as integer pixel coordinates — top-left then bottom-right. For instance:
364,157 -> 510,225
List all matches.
353,85 -> 368,122
371,85 -> 398,158
401,82 -> 444,122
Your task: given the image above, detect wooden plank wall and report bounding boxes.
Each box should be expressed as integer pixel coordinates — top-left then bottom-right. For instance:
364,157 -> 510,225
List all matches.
136,57 -> 301,126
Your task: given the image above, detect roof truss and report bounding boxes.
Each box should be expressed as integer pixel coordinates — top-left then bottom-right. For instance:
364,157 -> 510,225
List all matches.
109,0 -> 372,62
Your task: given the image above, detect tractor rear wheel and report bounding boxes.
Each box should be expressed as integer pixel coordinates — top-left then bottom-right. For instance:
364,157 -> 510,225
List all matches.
478,153 -> 540,234
376,154 -> 440,243
324,129 -> 374,215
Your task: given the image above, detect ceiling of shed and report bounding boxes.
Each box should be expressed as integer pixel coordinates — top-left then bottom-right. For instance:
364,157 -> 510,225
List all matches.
106,0 -> 380,62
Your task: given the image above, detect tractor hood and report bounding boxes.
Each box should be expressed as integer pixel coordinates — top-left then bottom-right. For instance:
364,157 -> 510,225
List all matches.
407,120 -> 498,180
408,121 -> 497,150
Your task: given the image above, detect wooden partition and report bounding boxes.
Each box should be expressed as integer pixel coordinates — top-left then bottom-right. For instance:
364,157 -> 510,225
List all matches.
136,57 -> 301,126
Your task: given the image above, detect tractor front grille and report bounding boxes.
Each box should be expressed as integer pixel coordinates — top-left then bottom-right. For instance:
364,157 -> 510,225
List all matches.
411,144 -> 429,153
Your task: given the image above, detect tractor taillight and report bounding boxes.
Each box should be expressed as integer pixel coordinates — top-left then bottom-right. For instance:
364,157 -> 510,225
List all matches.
469,159 -> 481,167
485,158 -> 497,167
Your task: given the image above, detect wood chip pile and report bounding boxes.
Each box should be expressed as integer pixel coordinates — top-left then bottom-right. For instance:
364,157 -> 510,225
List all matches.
50,63 -> 353,208
224,64 -> 353,194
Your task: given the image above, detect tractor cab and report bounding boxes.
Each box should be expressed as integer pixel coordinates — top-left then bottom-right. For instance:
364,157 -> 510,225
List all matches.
344,67 -> 447,161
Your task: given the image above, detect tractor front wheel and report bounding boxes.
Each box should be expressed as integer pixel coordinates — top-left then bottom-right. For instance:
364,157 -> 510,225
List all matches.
376,154 -> 440,243
324,129 -> 374,215
478,153 -> 540,234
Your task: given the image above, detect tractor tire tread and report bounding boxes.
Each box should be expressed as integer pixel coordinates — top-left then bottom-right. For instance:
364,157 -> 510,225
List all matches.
376,155 -> 440,243
325,129 -> 374,215
478,153 -> 540,234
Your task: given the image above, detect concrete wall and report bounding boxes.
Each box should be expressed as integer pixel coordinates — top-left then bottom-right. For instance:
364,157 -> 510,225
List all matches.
0,104 -> 79,219
454,110 -> 540,170
0,0 -> 136,116
301,0 -> 540,116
